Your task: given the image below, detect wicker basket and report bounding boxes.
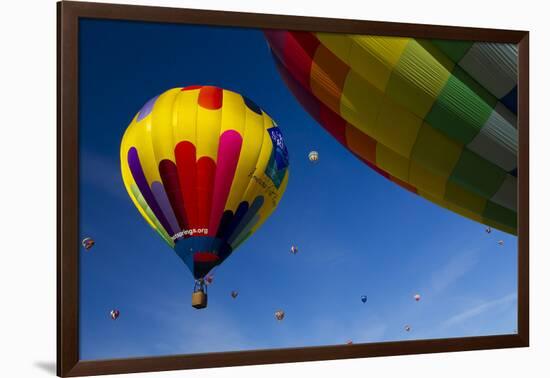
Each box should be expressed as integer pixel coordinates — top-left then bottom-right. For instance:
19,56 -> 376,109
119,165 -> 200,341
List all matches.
192,291 -> 208,309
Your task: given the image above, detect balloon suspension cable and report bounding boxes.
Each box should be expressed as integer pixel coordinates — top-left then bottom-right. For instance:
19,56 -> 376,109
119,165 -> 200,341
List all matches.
191,278 -> 208,309
194,278 -> 207,294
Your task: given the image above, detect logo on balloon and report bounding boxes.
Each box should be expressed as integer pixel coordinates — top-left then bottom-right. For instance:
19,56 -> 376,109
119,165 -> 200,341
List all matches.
265,127 -> 289,189
171,228 -> 209,241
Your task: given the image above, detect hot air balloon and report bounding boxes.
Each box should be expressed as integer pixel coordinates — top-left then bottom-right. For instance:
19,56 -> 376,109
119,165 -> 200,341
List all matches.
361,295 -> 367,303
275,310 -> 285,321
82,237 -> 95,250
414,294 -> 421,301
205,274 -> 214,286
110,309 -> 120,320
308,151 -> 319,163
265,31 -> 517,235
486,227 -> 492,234
405,325 -> 411,332
231,290 -> 239,299
290,245 -> 298,254
498,240 -> 504,246
346,340 -> 354,345
120,86 -> 290,309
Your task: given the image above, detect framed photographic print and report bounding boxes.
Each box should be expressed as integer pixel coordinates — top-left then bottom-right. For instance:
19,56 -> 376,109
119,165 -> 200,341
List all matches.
57,1 -> 529,376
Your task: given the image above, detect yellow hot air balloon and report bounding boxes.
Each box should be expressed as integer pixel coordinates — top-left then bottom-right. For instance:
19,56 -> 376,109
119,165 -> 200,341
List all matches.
120,86 -> 289,309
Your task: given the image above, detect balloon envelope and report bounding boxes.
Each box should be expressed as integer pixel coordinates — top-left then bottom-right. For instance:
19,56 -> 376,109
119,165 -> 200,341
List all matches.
275,310 -> 285,321
308,151 -> 319,162
265,31 -> 517,235
110,310 -> 120,320
361,295 -> 367,303
82,237 -> 95,250
121,86 -> 290,280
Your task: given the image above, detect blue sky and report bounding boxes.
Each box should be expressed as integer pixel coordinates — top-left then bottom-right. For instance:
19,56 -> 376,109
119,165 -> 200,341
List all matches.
78,19 -> 517,361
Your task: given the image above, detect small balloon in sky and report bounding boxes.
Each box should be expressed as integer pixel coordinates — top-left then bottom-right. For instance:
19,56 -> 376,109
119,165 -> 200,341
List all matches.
205,275 -> 214,285
231,290 -> 239,299
308,151 -> 319,163
346,340 -> 353,345
361,295 -> 367,303
485,227 -> 492,234
404,325 -> 411,332
110,309 -> 120,320
414,294 -> 421,302
275,310 -> 285,321
81,237 -> 95,251
290,245 -> 298,255
498,240 -> 504,246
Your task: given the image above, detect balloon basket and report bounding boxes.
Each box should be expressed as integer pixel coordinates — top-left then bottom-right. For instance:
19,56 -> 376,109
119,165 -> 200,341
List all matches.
192,291 -> 208,309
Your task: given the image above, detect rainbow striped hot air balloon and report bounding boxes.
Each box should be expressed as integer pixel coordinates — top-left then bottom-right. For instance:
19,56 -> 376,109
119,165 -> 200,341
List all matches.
265,31 -> 517,234
120,86 -> 289,308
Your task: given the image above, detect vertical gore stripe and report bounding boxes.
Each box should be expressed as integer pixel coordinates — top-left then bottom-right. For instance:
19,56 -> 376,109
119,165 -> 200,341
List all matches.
196,157 -> 216,228
159,159 -> 189,230
219,201 -> 250,241
127,147 -> 174,236
209,130 -> 243,236
175,141 -> 199,230
228,196 -> 265,245
151,182 -> 180,233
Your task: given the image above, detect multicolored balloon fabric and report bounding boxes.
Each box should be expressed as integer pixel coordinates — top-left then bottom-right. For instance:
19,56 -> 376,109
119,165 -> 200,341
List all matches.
265,31 -> 517,234
120,86 -> 290,280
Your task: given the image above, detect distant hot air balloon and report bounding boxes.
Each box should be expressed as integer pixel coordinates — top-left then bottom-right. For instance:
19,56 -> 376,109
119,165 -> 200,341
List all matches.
290,245 -> 298,255
110,309 -> 120,320
82,237 -> 95,250
346,340 -> 354,345
275,310 -> 285,321
308,151 -> 319,163
121,86 -> 290,309
486,227 -> 492,234
414,294 -> 421,302
405,325 -> 411,332
361,295 -> 367,303
205,274 -> 214,285
231,290 -> 239,299
265,31 -> 517,235
498,240 -> 504,246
